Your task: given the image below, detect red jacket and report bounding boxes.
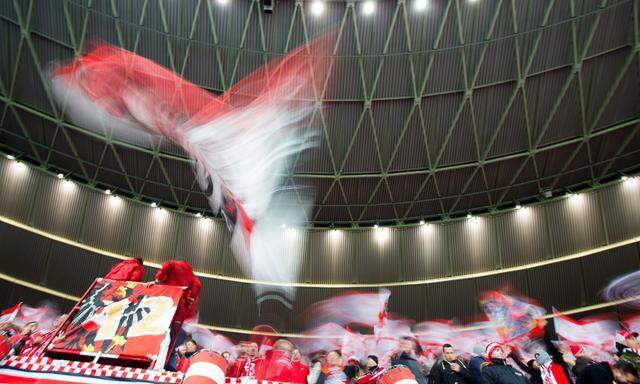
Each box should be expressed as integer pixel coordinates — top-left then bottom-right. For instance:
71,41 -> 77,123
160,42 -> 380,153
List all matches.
104,259 -> 144,282
227,357 -> 258,378
155,261 -> 201,321
254,350 -> 294,382
290,361 -> 310,384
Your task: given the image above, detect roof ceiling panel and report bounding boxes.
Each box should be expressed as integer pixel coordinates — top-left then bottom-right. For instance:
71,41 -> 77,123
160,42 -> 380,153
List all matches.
0,0 -> 637,225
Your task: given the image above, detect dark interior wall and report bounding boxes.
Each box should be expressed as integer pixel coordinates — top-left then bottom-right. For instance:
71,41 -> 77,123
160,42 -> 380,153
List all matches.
1,156 -> 639,286
0,216 -> 638,332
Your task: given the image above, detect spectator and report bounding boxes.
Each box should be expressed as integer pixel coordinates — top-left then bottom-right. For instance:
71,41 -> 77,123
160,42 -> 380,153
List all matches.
534,350 -> 571,384
357,355 -> 385,384
509,348 -> 542,384
469,344 -> 486,384
324,350 -> 348,384
430,344 -> 478,384
391,337 -> 429,384
481,342 -> 529,384
222,351 -> 232,364
155,260 -> 202,322
577,360 -> 638,384
308,358 -> 327,384
9,321 -> 40,356
540,323 -> 574,384
175,338 -> 200,372
228,342 -> 260,377
254,338 -> 297,382
104,258 -> 144,282
615,330 -> 640,378
568,345 -> 593,378
291,348 -> 311,384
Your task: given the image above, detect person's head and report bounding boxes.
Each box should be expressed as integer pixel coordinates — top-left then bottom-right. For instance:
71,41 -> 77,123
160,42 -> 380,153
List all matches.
627,334 -> 640,349
292,348 -> 302,362
534,350 -> 551,366
400,337 -> 417,354
485,342 -> 505,360
366,355 -> 379,369
246,342 -> 259,358
617,330 -> 640,349
344,364 -> 359,380
442,344 -> 456,362
53,314 -> 68,328
347,356 -> 360,366
569,344 -> 586,358
473,344 -> 486,358
611,360 -> 639,384
274,338 -> 295,353
185,338 -> 198,354
222,351 -> 231,361
527,359 -> 540,371
23,321 -> 38,334
327,350 -> 342,367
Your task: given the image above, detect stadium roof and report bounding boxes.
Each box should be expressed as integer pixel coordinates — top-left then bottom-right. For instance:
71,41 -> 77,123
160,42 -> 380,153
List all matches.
0,0 -> 638,226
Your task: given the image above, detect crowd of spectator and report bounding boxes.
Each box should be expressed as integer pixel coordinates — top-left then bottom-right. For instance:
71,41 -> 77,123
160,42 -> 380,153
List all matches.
168,325 -> 639,384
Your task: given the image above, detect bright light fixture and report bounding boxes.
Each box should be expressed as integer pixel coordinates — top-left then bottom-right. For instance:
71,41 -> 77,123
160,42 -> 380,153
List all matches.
196,212 -> 202,218
362,1 -> 375,15
375,226 -> 389,243
105,189 -> 112,195
621,175 -> 628,181
7,154 -> 15,160
373,224 -> 379,229
57,173 -> 64,179
310,0 -> 324,15
466,213 -> 473,219
414,0 -> 428,11
217,0 -> 228,5
515,204 -> 522,210
419,220 -> 425,225
151,202 -> 158,208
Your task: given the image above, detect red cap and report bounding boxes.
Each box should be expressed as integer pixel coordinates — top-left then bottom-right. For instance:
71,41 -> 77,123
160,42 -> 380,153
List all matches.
485,342 -> 503,360
569,344 -> 584,356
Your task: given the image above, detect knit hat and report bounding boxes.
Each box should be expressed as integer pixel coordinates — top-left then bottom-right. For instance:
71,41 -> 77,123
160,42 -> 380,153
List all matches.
616,330 -> 634,344
534,350 -> 551,365
473,344 -> 485,356
569,344 -> 584,356
485,342 -> 503,359
367,355 -> 379,365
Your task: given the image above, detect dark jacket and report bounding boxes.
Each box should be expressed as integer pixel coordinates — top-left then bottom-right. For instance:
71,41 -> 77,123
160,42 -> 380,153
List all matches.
481,359 -> 530,384
542,322 -> 574,384
571,357 -> 593,378
469,356 -> 485,384
392,352 -> 429,384
576,362 -> 612,384
430,359 -> 478,384
510,354 -> 541,384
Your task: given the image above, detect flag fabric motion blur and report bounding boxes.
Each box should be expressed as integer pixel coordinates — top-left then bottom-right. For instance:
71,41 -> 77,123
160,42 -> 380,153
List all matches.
480,291 -> 546,343
553,310 -> 618,361
50,34 -> 334,300
603,269 -> 640,309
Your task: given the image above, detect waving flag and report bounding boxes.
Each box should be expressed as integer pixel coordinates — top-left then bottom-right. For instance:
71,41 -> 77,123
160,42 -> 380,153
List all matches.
50,33 -> 334,300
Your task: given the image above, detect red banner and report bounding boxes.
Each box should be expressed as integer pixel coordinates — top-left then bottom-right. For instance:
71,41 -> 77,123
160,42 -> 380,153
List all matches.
50,279 -> 184,364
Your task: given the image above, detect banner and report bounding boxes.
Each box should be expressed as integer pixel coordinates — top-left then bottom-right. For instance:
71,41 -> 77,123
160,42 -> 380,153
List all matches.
50,279 -> 184,364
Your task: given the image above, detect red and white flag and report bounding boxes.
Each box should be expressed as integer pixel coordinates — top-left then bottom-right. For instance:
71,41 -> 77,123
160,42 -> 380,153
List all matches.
0,303 -> 21,325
